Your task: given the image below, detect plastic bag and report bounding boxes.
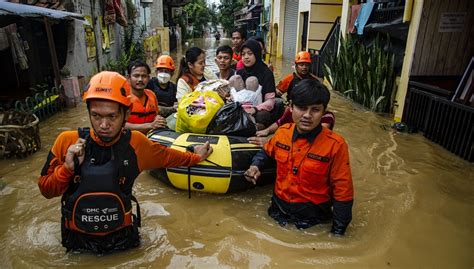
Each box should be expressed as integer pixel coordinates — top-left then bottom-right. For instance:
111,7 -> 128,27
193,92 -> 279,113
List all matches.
176,91 -> 224,134
207,102 -> 257,137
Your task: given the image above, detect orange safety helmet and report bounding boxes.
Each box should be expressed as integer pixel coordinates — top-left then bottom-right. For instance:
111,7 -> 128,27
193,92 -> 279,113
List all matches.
295,51 -> 312,64
155,55 -> 175,71
83,71 -> 131,107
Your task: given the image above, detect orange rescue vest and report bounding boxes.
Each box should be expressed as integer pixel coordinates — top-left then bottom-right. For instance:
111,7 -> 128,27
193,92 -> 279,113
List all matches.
277,72 -> 320,94
128,89 -> 158,124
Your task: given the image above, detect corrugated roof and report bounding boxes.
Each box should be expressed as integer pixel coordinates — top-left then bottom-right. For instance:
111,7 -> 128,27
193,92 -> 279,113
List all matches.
0,1 -> 85,21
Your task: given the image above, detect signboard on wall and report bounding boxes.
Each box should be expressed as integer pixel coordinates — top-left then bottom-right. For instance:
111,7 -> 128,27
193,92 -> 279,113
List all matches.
438,12 -> 467,33
84,16 -> 96,61
100,16 -> 110,52
144,31 -> 162,69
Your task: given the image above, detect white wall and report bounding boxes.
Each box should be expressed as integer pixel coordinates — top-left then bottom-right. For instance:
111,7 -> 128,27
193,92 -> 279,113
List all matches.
296,0 -> 311,53
149,0 -> 164,29
272,0 -> 284,57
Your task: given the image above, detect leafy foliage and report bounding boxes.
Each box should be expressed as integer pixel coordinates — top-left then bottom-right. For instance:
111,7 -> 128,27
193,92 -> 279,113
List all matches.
324,34 -> 396,113
103,24 -> 146,75
209,3 -> 219,32
217,0 -> 246,36
184,0 -> 212,37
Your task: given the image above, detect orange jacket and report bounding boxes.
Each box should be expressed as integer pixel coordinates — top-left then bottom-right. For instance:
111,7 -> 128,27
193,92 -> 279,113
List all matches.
276,72 -> 320,94
263,124 -> 353,205
276,74 -> 295,94
38,129 -> 201,198
128,89 -> 159,124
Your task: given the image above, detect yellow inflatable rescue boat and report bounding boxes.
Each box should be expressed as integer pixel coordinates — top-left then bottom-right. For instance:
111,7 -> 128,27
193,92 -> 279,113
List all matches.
148,129 -> 276,194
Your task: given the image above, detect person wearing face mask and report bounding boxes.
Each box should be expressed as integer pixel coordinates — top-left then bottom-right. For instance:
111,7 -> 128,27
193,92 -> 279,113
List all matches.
125,60 -> 167,134
147,55 -> 178,118
176,47 -> 218,102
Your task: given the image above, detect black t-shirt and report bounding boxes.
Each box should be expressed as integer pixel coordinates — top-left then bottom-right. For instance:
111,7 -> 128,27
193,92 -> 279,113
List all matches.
147,78 -> 177,107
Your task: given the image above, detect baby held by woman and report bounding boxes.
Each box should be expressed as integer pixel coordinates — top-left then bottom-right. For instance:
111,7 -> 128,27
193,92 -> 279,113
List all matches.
229,75 -> 262,107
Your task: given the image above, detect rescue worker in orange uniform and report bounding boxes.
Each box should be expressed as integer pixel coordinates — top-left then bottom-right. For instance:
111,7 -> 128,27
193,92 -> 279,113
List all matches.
245,79 -> 353,235
125,60 -> 167,133
276,51 -> 321,97
38,71 -> 213,253
147,55 -> 178,117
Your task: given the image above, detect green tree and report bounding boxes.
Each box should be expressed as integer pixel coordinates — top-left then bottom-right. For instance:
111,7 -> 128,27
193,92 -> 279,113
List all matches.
184,0 -> 212,37
218,0 -> 246,36
209,3 -> 219,32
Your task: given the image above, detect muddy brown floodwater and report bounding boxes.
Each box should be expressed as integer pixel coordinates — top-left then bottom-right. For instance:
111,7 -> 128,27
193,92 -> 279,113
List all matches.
0,38 -> 473,268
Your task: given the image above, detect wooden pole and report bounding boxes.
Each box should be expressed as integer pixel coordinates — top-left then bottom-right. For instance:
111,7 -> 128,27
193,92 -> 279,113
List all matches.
90,0 -> 101,73
43,17 -> 61,88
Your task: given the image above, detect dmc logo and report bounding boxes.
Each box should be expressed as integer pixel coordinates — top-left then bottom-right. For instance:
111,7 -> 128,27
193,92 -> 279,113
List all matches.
85,208 -> 100,213
95,87 -> 112,93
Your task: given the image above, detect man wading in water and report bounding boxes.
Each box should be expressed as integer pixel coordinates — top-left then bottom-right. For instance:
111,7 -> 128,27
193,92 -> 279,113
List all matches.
244,79 -> 354,235
38,71 -> 213,253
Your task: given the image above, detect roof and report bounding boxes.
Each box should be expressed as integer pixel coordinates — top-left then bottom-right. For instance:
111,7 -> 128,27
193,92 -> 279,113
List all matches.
0,2 -> 85,21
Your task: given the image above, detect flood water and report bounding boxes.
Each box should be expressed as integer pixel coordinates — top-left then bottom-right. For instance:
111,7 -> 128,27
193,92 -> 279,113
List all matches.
0,38 -> 473,268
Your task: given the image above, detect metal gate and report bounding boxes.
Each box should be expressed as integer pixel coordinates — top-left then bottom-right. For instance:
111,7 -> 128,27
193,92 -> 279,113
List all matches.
282,0 -> 298,62
404,82 -> 474,162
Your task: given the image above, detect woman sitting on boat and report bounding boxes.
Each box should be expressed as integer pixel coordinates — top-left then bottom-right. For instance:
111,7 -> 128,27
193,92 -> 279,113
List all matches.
237,39 -> 283,129
176,47 -> 218,102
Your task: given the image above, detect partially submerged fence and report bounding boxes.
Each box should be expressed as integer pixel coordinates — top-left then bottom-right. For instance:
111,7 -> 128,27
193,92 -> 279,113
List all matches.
0,85 -> 64,158
404,82 -> 473,162
1,85 -> 64,121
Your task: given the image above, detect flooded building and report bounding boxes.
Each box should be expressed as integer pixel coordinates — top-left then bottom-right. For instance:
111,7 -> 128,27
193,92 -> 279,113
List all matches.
269,0 -> 473,161
0,0 -> 126,108
269,0 -> 342,60
234,0 -> 264,37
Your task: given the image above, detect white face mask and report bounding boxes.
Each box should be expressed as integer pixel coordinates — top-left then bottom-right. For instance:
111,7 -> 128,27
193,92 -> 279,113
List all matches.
157,72 -> 171,84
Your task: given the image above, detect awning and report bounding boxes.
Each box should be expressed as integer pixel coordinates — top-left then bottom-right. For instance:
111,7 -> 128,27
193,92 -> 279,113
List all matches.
0,2 -> 85,22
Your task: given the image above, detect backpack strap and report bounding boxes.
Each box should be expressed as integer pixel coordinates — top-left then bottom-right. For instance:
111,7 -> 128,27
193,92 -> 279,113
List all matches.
73,127 -> 91,176
77,127 -> 91,140
115,129 -> 131,184
131,195 -> 141,227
